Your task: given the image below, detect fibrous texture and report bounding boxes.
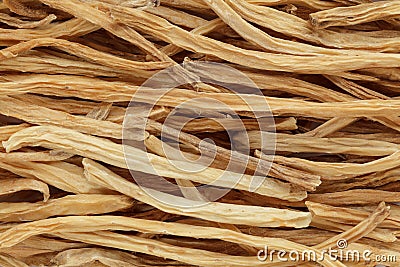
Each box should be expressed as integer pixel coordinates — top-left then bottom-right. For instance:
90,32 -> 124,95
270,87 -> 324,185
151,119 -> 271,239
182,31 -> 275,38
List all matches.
0,0 -> 399,266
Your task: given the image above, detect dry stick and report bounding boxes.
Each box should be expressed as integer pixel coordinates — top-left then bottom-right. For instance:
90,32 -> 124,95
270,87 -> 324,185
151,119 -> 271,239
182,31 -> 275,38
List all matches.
0,86 -> 379,120
0,151 -> 71,162
378,205 -> 400,219
0,53 -> 149,79
303,111 -> 395,139
0,38 -> 171,71
0,194 -> 134,222
0,72 -> 342,106
0,236 -> 87,259
330,130 -> 400,144
248,0 -> 341,9
158,236 -> 262,258
302,76 -> 396,137
0,96 -> 123,139
0,160 -> 109,195
0,74 -> 141,100
4,0 -> 73,20
38,0 -> 166,60
310,216 -> 395,243
307,190 -> 400,206
0,18 -> 100,41
81,235 -> 345,267
248,132 -> 400,156
183,62 -> 353,102
33,90 -> 113,117
92,0 -> 157,7
72,36 -> 147,62
0,215 -> 343,267
51,248 -> 175,267
0,253 -> 29,267
105,4 -> 400,73
0,124 -> 29,142
310,1 -> 400,29
169,116 -> 297,133
360,67 -> 400,82
0,2 -> 7,9
14,253 -> 55,267
0,178 -> 49,202
229,0 -> 400,52
330,0 -> 371,5
371,116 -> 400,134
356,169 -> 400,189
85,102 -> 113,121
2,74 -> 400,118
38,0 -> 219,93
204,0 -> 354,56
160,0 -> 210,10
46,100 -> 114,164
3,94 -> 293,135
257,150 -> 400,179
0,88 -> 396,170
16,93 -> 295,131
3,126 -> 306,201
148,120 -> 321,190
0,79 -> 324,127
222,0 -> 400,55
216,223 -> 259,255
54,231 -> 310,267
326,75 -> 389,100
239,71 -> 352,103
3,0 -> 50,19
0,13 -> 56,29
160,18 -> 225,57
234,227 -> 340,246
333,71 -> 380,82
144,134 -> 209,201
316,169 -> 400,192
306,201 -> 400,229
84,159 -> 310,228
161,0 -> 340,12
325,75 -> 400,132
302,117 -> 358,138
314,202 -> 391,249
113,88 -> 400,118
145,6 -> 208,29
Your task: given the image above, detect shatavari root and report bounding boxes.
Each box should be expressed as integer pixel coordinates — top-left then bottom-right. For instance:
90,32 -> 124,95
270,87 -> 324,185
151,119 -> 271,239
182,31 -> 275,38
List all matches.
0,0 -> 399,266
